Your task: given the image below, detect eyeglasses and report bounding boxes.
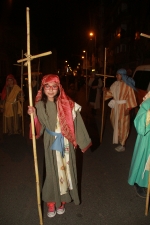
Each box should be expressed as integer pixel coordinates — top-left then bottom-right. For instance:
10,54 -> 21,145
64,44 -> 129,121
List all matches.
44,84 -> 59,90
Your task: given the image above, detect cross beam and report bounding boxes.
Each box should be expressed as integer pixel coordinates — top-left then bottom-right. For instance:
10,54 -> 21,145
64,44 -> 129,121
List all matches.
17,51 -> 52,64
96,73 -> 114,78
140,33 -> 150,39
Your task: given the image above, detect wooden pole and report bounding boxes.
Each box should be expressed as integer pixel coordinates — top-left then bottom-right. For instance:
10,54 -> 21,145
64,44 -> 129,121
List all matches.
85,51 -> 88,101
100,47 -> 107,143
145,172 -> 150,215
26,7 -> 43,225
17,8 -> 51,223
21,50 -> 24,136
37,59 -> 40,93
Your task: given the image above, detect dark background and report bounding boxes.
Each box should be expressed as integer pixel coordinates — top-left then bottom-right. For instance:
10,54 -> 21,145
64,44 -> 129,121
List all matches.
0,0 -> 98,61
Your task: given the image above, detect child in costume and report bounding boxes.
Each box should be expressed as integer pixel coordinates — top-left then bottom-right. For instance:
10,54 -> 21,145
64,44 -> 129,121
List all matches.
28,74 -> 92,218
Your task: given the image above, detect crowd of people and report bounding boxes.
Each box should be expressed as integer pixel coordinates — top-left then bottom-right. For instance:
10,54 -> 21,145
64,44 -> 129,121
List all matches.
0,68 -> 150,217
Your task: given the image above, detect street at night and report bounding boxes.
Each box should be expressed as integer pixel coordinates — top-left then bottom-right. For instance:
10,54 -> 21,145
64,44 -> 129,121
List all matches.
0,87 -> 150,225
1,0 -> 150,224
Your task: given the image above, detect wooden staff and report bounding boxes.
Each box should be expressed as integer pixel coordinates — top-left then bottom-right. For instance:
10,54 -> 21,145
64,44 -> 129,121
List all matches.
145,172 -> 150,215
26,8 -> 43,225
16,7 -> 51,225
21,50 -> 24,136
37,59 -> 40,93
100,47 -> 107,143
96,72 -> 114,143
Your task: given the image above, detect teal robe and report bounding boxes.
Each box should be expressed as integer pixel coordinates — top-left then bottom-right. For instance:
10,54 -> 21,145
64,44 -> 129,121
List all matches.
128,98 -> 150,187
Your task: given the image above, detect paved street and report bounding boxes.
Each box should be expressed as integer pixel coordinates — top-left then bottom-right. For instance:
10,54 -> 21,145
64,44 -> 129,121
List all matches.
0,86 -> 150,225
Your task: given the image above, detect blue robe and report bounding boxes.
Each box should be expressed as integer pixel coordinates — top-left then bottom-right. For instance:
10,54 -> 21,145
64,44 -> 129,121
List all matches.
128,98 -> 150,188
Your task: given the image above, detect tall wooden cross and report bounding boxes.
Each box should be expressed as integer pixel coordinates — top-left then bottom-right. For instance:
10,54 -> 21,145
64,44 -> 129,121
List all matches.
140,32 -> 150,216
17,7 -> 52,225
96,48 -> 114,143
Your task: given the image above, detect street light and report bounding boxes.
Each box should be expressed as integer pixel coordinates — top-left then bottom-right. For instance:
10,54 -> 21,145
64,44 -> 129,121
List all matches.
83,50 -> 88,101
89,32 -> 96,48
89,32 -> 97,70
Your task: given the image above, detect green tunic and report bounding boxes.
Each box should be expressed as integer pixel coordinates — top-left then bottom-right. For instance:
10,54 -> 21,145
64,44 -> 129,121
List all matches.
128,98 -> 150,188
36,100 -> 91,207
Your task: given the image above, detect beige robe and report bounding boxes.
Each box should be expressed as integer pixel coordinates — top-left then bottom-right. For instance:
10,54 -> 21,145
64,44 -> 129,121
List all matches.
105,81 -> 137,145
2,85 -> 22,134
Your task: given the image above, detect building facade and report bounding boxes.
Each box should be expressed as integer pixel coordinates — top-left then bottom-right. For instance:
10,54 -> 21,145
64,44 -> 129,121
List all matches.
102,0 -> 150,74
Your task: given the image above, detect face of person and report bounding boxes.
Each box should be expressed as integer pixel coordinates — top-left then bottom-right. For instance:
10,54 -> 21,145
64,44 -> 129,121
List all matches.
7,78 -> 14,87
43,82 -> 59,101
116,73 -> 122,81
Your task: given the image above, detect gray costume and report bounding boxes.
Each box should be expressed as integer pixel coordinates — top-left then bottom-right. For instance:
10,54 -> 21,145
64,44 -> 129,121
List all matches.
36,100 -> 91,207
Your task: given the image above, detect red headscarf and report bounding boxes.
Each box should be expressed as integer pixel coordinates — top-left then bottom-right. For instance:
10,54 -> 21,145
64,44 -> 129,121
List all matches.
35,74 -> 77,147
1,74 -> 17,100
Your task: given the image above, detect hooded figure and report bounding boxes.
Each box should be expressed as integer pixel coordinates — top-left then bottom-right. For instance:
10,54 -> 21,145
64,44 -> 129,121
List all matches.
116,68 -> 136,91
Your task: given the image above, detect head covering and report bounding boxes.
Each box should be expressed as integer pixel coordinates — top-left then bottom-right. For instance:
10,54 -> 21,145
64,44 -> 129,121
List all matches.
116,68 -> 136,90
1,74 -> 17,100
35,74 -> 77,147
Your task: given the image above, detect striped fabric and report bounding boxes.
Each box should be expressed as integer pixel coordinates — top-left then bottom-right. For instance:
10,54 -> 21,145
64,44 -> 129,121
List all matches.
105,81 -> 137,145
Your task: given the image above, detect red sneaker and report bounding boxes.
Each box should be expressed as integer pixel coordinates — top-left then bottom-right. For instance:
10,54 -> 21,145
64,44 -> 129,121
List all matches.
47,203 -> 56,218
56,202 -> 65,215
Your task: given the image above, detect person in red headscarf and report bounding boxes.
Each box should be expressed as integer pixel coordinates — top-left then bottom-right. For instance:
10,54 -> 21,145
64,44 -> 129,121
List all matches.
0,74 -> 24,135
28,74 -> 92,218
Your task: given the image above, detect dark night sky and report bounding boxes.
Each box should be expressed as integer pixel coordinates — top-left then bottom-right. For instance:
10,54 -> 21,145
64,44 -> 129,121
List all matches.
0,0 -> 99,63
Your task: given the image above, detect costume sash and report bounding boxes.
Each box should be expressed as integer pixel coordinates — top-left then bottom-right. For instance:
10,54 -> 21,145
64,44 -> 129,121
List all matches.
45,128 -> 65,157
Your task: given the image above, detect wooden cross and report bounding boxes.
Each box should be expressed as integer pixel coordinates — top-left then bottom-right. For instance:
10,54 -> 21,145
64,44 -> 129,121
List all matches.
95,48 -> 114,143
140,32 -> 150,216
17,7 -> 52,225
